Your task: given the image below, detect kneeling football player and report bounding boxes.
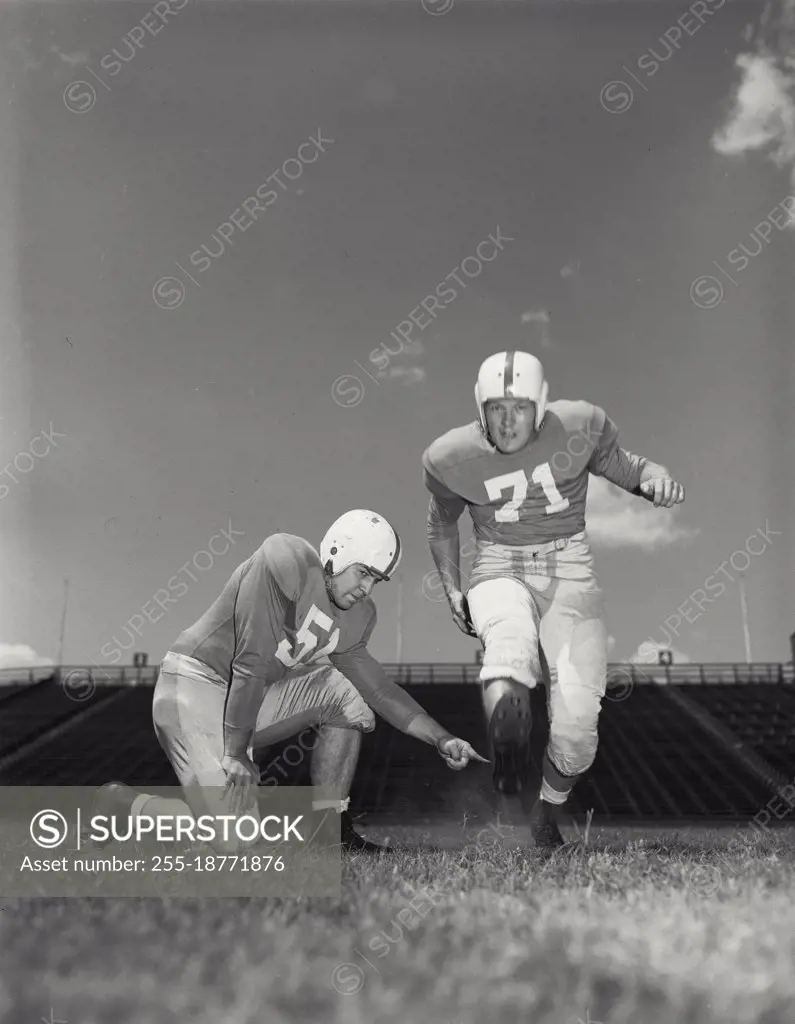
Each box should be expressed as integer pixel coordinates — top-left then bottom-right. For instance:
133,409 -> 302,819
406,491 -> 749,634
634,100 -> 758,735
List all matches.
422,351 -> 684,848
96,510 -> 487,854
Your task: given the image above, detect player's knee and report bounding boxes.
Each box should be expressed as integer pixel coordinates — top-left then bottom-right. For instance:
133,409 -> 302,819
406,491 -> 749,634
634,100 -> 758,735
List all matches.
549,741 -> 597,777
348,682 -> 376,729
325,673 -> 376,732
549,719 -> 599,774
480,640 -> 540,686
346,698 -> 376,733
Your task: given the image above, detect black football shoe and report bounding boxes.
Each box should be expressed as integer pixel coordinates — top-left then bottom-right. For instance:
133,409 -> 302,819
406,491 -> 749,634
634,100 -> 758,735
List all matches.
487,685 -> 533,795
340,811 -> 394,854
86,782 -> 140,848
528,798 -> 565,850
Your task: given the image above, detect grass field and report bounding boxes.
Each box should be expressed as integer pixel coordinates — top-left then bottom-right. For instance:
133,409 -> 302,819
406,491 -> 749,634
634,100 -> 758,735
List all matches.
2,819 -> 795,1024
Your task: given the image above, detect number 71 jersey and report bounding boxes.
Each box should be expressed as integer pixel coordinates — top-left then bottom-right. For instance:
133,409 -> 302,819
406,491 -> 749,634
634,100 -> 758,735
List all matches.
422,400 -> 613,546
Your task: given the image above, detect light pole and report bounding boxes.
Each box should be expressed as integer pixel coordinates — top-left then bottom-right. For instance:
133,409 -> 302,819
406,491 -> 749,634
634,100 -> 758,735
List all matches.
57,577 -> 69,668
396,573 -> 404,665
739,572 -> 753,663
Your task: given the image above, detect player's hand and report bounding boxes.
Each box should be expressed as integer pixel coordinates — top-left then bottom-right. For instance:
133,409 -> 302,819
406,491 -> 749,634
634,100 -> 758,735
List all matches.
438,736 -> 490,770
448,589 -> 477,637
639,475 -> 685,508
221,753 -> 259,816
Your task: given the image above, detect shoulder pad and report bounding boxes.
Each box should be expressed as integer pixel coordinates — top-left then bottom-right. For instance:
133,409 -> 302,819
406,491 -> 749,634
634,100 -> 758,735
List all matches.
260,534 -> 319,598
423,422 -> 484,474
545,399 -> 595,430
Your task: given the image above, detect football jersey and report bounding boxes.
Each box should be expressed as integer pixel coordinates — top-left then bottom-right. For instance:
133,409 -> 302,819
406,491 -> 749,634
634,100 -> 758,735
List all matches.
172,533 -> 375,686
422,400 -> 646,546
171,533 -> 423,734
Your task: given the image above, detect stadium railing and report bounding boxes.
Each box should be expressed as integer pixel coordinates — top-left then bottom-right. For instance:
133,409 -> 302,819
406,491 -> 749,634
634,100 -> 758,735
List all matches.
387,662 -> 795,686
0,662 -> 793,687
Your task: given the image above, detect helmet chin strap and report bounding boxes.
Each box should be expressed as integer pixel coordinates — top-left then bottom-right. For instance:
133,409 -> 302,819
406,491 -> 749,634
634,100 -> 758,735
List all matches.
325,564 -> 361,609
325,577 -> 348,610
324,565 -> 340,603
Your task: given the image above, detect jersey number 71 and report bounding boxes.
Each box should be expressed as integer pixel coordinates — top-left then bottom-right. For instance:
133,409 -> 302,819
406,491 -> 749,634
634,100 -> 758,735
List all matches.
484,463 -> 570,522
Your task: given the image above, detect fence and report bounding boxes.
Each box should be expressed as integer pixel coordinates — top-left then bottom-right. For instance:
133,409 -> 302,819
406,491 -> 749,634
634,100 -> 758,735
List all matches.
0,661 -> 793,688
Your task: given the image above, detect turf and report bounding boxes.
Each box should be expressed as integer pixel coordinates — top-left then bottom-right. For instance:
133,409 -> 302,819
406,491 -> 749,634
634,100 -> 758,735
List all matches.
2,821 -> 795,1024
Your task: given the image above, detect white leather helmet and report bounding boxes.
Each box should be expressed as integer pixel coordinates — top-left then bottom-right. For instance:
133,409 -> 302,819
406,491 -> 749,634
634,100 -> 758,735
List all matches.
475,350 -> 548,431
320,510 -> 402,581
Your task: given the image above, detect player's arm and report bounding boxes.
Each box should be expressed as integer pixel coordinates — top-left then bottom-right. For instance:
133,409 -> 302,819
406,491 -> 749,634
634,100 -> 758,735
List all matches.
329,612 -> 487,769
586,404 -> 684,507
422,450 -> 476,636
223,540 -> 292,760
423,456 -> 467,589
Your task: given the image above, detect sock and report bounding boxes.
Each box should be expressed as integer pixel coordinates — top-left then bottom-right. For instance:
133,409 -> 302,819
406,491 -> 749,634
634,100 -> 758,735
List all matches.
312,797 -> 350,814
540,752 -> 580,807
131,792 -> 154,818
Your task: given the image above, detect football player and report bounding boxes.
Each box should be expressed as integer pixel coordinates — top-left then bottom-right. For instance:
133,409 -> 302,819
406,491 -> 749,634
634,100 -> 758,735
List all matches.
95,510 -> 487,854
422,351 -> 685,848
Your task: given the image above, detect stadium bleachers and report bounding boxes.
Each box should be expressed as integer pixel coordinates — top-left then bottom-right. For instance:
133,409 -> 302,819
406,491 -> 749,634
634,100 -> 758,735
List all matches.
2,662 -> 792,822
685,683 -> 795,787
0,677 -> 131,772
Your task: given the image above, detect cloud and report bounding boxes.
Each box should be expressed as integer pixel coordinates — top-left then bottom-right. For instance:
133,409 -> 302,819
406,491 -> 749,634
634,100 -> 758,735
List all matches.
712,2 -> 795,190
51,46 -> 90,67
376,365 -> 426,385
713,54 -> 795,168
373,337 -> 426,384
0,644 -> 55,679
585,476 -> 698,551
400,339 -> 424,358
628,639 -> 692,665
520,309 -> 551,325
520,308 -> 553,349
560,260 -> 579,279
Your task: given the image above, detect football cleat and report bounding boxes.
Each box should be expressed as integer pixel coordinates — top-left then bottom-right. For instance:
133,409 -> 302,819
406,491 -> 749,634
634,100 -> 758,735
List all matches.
528,798 -> 565,850
305,807 -> 394,854
340,811 -> 394,854
488,687 -> 532,795
86,781 -> 139,848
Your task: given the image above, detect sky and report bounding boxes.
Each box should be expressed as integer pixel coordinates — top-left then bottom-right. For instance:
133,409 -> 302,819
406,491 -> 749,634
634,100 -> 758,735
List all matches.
0,0 -> 793,671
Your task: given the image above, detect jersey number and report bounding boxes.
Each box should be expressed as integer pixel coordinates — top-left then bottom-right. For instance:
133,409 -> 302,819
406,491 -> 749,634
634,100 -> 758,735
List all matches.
275,604 -> 340,669
484,464 -> 570,522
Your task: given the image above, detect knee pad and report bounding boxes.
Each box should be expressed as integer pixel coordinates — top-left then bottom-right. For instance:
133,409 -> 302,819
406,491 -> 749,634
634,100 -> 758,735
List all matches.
323,694 -> 375,733
547,721 -> 599,776
352,706 -> 376,733
321,671 -> 376,732
480,653 -> 539,688
478,627 -> 540,688
340,692 -> 376,732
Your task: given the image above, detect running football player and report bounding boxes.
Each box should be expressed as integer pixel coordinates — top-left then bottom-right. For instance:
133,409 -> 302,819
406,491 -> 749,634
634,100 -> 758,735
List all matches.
422,352 -> 685,848
96,510 -> 487,854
